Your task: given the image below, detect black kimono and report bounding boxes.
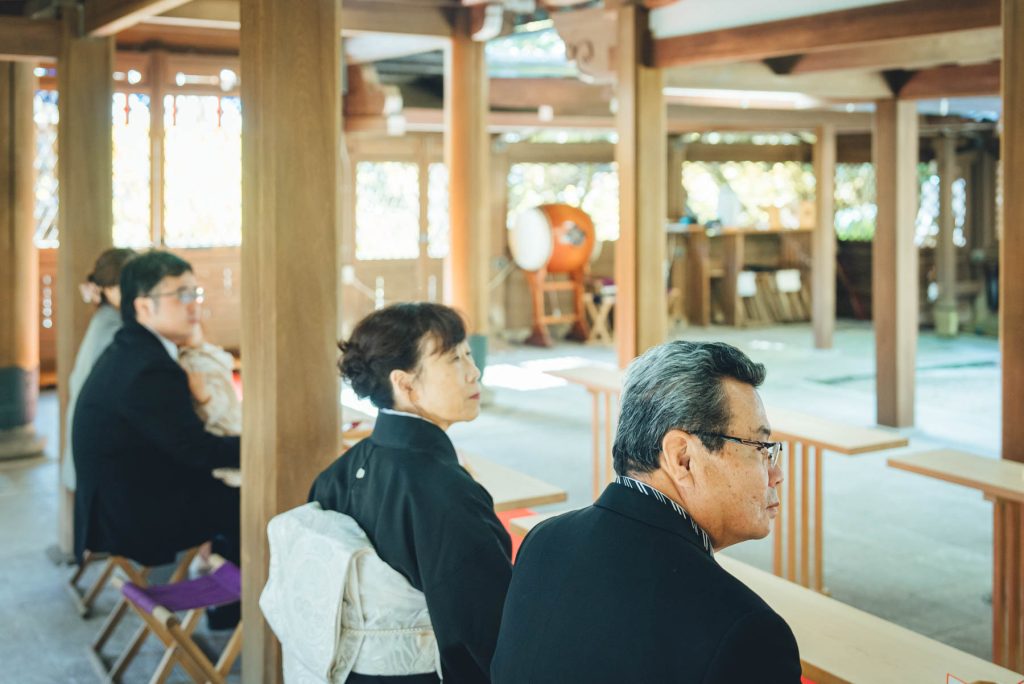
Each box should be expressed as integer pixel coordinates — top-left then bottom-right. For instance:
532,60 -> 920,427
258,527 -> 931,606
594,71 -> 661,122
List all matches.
309,410 -> 513,684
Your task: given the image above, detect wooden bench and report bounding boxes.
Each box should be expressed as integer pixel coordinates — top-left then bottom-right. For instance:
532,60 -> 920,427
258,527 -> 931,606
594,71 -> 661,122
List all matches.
720,555 -> 1023,684
888,449 -> 1024,671
509,510 -> 563,537
545,364 -> 624,499
217,453 -> 568,515
546,363 -> 910,591
504,512 -> 1023,684
461,452 -> 568,513
769,407 -> 909,592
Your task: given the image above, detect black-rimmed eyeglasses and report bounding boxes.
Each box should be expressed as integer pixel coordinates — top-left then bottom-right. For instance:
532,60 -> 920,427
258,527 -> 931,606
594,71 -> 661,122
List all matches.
147,286 -> 205,305
695,432 -> 782,469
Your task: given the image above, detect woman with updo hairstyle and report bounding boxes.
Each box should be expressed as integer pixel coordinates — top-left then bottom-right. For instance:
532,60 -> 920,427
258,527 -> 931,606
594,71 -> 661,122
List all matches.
308,302 -> 512,684
62,247 -> 136,491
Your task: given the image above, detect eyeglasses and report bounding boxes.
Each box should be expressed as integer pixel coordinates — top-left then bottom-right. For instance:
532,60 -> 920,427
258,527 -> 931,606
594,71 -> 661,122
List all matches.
148,286 -> 205,305
695,432 -> 783,469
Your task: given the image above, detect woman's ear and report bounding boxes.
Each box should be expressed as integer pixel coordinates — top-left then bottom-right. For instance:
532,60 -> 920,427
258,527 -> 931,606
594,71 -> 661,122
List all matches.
389,368 -> 415,406
659,429 -> 696,492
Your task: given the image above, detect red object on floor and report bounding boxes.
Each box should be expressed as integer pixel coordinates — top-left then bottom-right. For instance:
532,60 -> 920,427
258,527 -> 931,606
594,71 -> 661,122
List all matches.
231,370 -> 243,400
801,678 -> 816,684
496,508 -> 533,562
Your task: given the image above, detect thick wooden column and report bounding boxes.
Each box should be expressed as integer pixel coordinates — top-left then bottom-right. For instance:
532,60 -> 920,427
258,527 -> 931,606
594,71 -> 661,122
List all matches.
445,9 -> 490,335
0,62 -> 44,460
667,135 -> 685,220
666,136 -> 686,325
1003,0 -> 1024,464
56,15 -> 113,554
812,124 -> 836,349
872,100 -> 918,428
935,134 -> 959,337
240,1 -> 342,681
615,3 -> 666,367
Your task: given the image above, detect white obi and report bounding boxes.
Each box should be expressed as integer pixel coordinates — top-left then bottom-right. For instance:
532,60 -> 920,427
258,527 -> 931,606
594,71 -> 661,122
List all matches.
260,502 -> 441,683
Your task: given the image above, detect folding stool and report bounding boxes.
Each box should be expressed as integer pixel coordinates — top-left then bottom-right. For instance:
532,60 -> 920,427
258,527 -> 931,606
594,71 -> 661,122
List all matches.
88,547 -> 199,682
65,550 -> 113,618
120,555 -> 242,684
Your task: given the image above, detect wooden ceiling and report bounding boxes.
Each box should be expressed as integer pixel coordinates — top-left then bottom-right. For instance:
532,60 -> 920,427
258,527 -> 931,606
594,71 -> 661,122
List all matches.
0,0 -> 1004,121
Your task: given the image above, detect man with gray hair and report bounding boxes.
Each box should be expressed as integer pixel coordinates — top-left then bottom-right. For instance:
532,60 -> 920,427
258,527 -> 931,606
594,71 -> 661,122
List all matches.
491,341 -> 801,683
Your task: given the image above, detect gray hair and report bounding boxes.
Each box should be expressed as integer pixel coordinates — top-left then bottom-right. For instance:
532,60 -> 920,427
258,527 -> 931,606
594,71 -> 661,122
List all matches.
613,341 -> 766,476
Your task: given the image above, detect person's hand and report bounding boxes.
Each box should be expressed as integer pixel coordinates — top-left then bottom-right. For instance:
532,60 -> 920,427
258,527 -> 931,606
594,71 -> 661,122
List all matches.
187,371 -> 211,405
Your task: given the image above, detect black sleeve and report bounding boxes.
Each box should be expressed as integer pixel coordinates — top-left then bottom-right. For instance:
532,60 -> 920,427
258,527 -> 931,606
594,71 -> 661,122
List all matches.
121,364 -> 240,470
411,476 -> 513,683
702,608 -> 802,684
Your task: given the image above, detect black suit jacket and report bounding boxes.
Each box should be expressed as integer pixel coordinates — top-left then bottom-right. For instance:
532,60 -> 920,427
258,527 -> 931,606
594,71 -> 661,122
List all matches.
72,323 -> 240,566
491,483 -> 802,684
310,411 -> 513,683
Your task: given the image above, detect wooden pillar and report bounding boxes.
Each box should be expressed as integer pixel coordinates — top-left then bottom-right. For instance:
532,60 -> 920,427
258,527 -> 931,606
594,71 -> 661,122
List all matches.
667,136 -> 685,221
812,124 -> 836,349
666,136 -> 686,325
239,1 -> 342,681
0,62 -> 44,460
872,99 -> 918,428
979,145 -> 998,251
491,141 -> 511,329
615,2 -> 666,367
56,13 -> 114,554
686,231 -> 710,326
721,233 -> 744,326
1003,0 -> 1024,464
445,9 -> 490,335
935,134 -> 959,337
148,51 -> 165,245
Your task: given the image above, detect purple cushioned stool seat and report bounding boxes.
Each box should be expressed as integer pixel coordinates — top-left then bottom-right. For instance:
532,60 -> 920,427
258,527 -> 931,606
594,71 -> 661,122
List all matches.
122,562 -> 241,615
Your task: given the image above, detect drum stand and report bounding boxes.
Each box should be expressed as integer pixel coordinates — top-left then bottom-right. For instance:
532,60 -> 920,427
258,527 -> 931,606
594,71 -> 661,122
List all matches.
524,267 -> 589,347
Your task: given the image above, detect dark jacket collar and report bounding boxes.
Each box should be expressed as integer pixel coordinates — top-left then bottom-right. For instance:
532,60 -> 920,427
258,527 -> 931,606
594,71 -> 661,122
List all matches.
369,410 -> 458,464
595,481 -> 714,556
117,321 -> 172,353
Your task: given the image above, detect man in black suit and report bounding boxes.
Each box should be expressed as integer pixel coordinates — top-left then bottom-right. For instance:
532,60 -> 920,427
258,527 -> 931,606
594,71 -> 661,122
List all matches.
73,250 -> 240,572
492,341 -> 801,683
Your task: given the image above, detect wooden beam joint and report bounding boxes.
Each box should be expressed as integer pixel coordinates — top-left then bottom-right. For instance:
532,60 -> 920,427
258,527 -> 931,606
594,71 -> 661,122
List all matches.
0,17 -> 60,60
86,0 -> 213,37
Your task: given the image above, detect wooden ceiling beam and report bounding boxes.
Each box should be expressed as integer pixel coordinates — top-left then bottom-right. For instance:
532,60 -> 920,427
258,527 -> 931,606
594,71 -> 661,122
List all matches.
789,27 -> 1001,74
403,104 -> 873,134
117,23 -> 239,52
897,62 -> 1001,99
85,0 -> 194,37
0,17 -> 60,61
147,0 -> 452,36
490,77 -> 611,112
653,0 -> 1000,69
664,61 -> 892,101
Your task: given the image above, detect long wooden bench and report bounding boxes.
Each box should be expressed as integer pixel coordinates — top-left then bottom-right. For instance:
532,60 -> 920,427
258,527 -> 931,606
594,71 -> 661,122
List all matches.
508,511 -> 1022,684
214,453 -> 567,515
888,449 -> 1024,671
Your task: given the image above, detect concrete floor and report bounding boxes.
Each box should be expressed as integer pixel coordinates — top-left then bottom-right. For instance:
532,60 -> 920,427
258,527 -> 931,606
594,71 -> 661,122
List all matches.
0,320 -> 1003,682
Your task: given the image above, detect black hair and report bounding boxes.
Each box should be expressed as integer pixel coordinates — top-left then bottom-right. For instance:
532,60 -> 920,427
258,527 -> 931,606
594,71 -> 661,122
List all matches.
613,341 -> 767,476
119,250 -> 193,323
339,303 -> 467,409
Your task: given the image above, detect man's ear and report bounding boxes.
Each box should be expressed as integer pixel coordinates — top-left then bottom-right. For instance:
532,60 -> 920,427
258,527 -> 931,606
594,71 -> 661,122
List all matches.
389,369 -> 415,406
133,295 -> 151,323
659,429 -> 696,491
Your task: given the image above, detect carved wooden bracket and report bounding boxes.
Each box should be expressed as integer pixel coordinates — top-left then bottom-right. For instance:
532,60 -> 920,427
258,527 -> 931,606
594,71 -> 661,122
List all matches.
551,5 -> 617,85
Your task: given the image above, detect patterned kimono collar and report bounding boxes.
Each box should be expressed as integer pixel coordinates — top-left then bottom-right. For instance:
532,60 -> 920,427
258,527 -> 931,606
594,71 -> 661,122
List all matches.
613,475 -> 715,557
